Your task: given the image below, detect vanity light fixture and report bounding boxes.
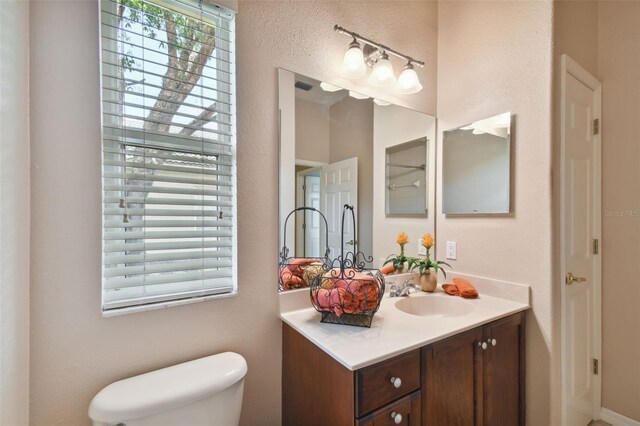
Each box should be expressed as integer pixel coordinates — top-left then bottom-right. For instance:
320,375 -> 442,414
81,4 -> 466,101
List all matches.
320,82 -> 342,92
335,25 -> 424,95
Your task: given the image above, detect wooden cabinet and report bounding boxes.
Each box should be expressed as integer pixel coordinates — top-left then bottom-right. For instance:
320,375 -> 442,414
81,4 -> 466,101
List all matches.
422,312 -> 526,426
282,311 -> 526,426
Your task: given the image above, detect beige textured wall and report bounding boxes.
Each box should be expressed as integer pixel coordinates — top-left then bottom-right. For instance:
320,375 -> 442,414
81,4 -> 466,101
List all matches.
295,98 -> 330,163
436,1 -> 556,425
598,2 -> 640,420
329,97 -> 374,257
0,0 -> 30,424
29,0 -> 437,424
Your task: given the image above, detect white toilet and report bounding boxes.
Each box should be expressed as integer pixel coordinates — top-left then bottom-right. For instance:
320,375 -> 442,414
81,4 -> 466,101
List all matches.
89,352 -> 247,426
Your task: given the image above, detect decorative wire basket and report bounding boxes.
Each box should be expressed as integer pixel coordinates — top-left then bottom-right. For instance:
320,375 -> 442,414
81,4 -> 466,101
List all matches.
278,207 -> 330,292
309,205 -> 385,328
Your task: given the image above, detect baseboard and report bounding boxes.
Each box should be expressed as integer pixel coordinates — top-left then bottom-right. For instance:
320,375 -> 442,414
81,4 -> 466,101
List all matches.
600,408 -> 640,426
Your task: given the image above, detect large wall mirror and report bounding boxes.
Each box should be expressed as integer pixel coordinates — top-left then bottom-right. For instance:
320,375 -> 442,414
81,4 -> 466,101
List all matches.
278,68 -> 436,291
442,112 -> 512,214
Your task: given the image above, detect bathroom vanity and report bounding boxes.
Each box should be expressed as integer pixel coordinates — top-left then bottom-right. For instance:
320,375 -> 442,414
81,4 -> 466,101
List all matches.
280,275 -> 529,426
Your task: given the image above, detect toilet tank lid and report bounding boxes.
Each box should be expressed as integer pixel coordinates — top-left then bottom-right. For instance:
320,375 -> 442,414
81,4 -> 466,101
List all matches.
89,352 -> 247,423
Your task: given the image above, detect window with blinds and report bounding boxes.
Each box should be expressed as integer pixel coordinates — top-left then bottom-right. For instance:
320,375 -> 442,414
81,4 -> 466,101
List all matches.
100,0 -> 236,312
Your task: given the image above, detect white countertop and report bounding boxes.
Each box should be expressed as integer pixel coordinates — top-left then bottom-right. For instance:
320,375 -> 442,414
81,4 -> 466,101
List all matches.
279,272 -> 530,371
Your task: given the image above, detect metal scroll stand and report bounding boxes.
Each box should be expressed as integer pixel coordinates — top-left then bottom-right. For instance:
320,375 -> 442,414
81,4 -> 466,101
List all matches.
278,207 -> 330,292
310,204 -> 385,328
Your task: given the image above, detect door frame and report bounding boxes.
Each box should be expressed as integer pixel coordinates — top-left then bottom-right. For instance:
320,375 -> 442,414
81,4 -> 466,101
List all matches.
560,53 -> 602,424
295,167 -> 321,257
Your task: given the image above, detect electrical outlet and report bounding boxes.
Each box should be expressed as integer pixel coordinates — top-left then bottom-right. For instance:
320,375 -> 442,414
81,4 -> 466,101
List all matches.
446,241 -> 457,260
418,243 -> 427,256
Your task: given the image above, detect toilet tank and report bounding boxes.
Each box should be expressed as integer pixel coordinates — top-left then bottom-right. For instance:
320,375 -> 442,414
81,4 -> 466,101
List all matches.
89,352 -> 247,426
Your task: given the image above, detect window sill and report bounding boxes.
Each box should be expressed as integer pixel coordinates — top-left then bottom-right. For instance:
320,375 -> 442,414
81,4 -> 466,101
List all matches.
102,291 -> 238,318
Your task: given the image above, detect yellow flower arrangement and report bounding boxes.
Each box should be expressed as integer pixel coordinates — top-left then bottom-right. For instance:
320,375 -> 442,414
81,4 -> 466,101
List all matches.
408,232 -> 451,277
421,233 -> 434,248
384,232 -> 410,270
396,232 -> 409,246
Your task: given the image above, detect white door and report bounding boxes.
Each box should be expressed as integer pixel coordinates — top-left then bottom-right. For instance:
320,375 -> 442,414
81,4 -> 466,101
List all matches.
561,54 -> 601,426
320,157 -> 358,260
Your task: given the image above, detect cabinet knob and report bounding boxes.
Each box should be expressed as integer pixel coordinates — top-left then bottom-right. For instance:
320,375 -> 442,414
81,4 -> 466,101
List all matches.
391,411 -> 403,424
491,338 -> 497,346
390,376 -> 402,388
481,342 -> 487,350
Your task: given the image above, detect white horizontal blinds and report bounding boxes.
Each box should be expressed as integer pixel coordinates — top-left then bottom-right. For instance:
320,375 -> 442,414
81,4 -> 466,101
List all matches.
101,0 -> 236,311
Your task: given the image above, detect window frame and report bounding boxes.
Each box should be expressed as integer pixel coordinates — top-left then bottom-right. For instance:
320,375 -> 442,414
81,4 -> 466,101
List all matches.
99,0 -> 238,316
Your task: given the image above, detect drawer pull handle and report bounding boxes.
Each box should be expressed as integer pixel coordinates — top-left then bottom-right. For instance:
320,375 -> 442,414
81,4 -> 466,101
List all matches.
391,411 -> 403,424
390,376 -> 402,388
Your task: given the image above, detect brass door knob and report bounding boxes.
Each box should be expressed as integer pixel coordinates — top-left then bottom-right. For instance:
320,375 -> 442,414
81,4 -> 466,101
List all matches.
565,272 -> 587,286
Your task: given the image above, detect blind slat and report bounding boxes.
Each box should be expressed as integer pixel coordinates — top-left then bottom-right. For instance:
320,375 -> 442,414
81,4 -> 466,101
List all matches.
104,208 -> 227,217
104,239 -> 231,252
104,258 -> 233,277
104,196 -> 232,207
104,269 -> 232,289
102,86 -> 233,119
103,159 -> 232,177
104,249 -> 232,265
104,219 -> 232,228
103,172 -> 232,187
102,111 -> 233,138
103,127 -> 233,152
103,229 -> 232,240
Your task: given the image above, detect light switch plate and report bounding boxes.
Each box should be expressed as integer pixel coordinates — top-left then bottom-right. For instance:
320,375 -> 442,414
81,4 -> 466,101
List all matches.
446,241 -> 457,260
418,243 -> 427,256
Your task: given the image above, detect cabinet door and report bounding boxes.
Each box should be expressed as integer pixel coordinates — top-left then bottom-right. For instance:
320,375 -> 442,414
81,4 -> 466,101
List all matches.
356,391 -> 421,426
482,312 -> 525,426
422,328 -> 483,426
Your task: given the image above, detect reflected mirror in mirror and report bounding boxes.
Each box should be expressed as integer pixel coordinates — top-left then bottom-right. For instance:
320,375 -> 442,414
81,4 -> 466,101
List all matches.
278,68 -> 437,291
442,112 -> 511,214
386,137 -> 428,216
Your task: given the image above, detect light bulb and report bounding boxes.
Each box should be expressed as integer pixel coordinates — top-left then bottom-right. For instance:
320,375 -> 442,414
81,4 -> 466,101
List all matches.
368,52 -> 396,88
342,39 -> 366,79
395,63 -> 423,94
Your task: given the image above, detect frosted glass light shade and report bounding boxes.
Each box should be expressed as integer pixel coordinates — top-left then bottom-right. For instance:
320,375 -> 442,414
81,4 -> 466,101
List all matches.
368,54 -> 396,87
395,65 -> 423,94
320,82 -> 342,92
373,98 -> 391,106
342,41 -> 366,79
348,91 -> 369,100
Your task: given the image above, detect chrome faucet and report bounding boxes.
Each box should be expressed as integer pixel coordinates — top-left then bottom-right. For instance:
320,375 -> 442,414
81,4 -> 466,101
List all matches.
389,280 -> 421,297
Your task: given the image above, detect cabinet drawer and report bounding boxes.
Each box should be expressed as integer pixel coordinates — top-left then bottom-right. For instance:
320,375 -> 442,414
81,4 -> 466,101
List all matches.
356,350 -> 420,416
356,390 -> 421,426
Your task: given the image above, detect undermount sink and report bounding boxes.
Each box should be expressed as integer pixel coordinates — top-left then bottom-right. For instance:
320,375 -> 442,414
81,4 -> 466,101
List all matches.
394,295 -> 476,318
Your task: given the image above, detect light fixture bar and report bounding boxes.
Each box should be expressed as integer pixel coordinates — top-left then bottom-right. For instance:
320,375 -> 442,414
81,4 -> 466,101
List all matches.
334,25 -> 425,68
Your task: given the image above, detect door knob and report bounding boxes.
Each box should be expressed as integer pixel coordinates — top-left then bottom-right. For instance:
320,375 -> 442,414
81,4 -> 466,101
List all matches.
565,272 -> 587,286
